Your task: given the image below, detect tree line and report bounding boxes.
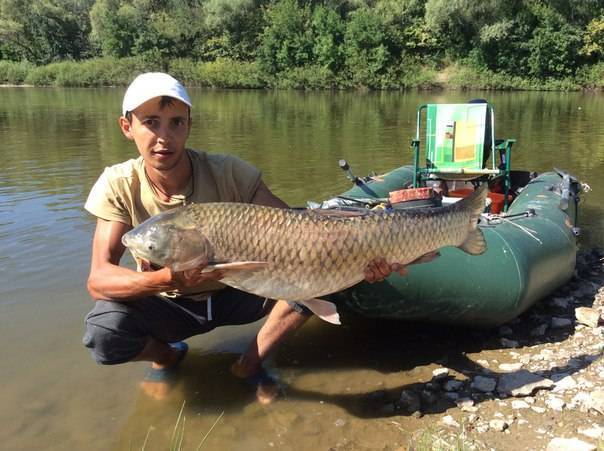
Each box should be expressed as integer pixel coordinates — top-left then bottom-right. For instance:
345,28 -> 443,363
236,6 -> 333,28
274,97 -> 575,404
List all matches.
1,0 -> 603,89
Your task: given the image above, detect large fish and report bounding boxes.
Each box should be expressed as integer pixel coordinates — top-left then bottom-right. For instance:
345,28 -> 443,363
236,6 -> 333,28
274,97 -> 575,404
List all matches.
122,186 -> 488,324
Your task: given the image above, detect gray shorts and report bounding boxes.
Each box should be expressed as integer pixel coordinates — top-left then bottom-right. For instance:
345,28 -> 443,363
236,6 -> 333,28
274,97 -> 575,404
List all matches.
82,287 -> 275,365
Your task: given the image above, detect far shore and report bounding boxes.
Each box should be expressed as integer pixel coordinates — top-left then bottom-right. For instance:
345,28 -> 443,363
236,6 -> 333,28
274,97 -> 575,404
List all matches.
2,58 -> 603,92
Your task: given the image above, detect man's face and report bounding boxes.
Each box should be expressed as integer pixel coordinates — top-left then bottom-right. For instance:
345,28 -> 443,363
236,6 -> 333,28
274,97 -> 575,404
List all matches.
119,97 -> 191,172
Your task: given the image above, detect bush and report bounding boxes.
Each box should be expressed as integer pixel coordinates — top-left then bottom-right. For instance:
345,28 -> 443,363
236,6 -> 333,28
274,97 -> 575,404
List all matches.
576,62 -> 604,89
22,57 -> 156,86
0,61 -> 34,84
196,59 -> 265,88
272,65 -> 339,89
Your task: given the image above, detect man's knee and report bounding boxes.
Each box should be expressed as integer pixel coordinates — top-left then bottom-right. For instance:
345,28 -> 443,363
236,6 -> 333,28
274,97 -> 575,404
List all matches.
83,301 -> 147,365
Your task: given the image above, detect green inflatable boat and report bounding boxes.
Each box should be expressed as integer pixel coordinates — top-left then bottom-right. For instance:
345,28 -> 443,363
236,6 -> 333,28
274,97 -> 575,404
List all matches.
326,166 -> 582,327
324,103 -> 584,327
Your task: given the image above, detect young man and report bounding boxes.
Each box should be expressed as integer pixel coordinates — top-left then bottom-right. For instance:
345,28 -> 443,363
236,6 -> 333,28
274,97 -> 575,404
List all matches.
83,72 -> 409,403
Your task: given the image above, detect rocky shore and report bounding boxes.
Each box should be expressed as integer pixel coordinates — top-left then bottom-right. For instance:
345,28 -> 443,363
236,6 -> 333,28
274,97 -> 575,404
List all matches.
396,248 -> 604,450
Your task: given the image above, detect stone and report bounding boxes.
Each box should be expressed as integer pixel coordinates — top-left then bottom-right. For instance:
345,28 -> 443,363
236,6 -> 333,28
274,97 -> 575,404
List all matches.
578,425 -> 604,440
588,390 -> 604,414
456,398 -> 477,412
445,392 -> 459,401
500,338 -> 519,348
472,376 -> 497,393
511,400 -> 530,409
576,307 -> 601,328
531,324 -> 548,336
551,317 -> 573,328
570,392 -> 591,411
552,375 -> 578,393
421,389 -> 438,405
546,437 -> 596,451
442,415 -> 460,428
497,370 -> 554,396
546,396 -> 566,411
499,362 -> 523,372
443,380 -> 464,392
489,419 -> 508,432
475,423 -> 489,433
334,418 -> 346,427
551,297 -> 571,309
398,390 -> 421,414
432,367 -> 449,380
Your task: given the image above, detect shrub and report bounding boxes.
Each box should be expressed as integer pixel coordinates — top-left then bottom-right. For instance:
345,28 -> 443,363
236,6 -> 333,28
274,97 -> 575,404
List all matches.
0,61 -> 34,84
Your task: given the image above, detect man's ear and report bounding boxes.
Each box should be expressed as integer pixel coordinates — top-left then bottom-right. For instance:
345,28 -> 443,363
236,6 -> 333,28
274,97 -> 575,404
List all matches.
118,116 -> 134,140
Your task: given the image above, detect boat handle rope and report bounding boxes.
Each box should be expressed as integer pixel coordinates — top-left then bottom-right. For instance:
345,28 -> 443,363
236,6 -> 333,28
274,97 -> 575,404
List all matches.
480,209 -> 543,244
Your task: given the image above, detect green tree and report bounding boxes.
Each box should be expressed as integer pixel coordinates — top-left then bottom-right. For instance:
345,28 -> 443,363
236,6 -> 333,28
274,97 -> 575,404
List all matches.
344,7 -> 390,86
89,0 -> 205,59
581,15 -> 604,59
525,3 -> 582,78
0,0 -> 94,64
200,0 -> 267,61
311,4 -> 345,71
258,0 -> 313,74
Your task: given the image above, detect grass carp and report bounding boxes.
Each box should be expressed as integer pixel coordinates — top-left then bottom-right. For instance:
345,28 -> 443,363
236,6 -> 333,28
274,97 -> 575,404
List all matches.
122,186 -> 488,324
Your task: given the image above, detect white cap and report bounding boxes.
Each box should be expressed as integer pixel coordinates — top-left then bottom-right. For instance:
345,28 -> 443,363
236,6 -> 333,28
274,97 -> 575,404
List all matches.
122,72 -> 192,116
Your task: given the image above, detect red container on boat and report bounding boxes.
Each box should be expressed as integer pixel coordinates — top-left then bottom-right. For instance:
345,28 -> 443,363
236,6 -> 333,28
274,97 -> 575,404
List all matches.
448,188 -> 512,214
487,192 -> 513,214
389,187 -> 434,204
448,188 -> 474,198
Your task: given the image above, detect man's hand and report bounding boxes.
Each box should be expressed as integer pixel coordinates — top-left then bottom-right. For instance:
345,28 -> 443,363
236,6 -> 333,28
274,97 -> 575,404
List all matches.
364,251 -> 441,284
141,260 -> 224,290
364,258 -> 407,283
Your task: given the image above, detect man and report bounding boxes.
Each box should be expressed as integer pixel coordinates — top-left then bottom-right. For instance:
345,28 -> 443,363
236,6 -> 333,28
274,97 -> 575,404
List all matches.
83,72 -> 410,403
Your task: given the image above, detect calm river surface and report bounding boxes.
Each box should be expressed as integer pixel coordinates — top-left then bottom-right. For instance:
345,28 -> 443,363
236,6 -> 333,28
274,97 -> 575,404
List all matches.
1,88 -> 603,450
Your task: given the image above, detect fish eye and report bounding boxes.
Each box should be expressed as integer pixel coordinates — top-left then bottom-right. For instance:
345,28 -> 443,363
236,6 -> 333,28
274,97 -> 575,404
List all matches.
148,245 -> 154,250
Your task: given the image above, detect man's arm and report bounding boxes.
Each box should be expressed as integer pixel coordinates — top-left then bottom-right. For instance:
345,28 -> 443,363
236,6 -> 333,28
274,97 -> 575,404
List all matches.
251,180 -> 289,208
87,218 -> 223,301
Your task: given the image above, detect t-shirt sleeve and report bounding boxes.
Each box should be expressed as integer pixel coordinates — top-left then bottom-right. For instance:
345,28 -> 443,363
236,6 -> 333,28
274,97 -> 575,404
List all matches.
226,156 -> 262,203
84,168 -> 132,225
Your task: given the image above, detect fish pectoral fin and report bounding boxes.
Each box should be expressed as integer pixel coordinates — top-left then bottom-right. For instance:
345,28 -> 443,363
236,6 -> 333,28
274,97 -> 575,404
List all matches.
298,298 -> 341,325
203,261 -> 268,272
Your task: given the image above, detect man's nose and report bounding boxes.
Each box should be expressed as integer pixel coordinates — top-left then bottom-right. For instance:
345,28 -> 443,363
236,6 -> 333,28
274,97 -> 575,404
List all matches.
156,124 -> 173,142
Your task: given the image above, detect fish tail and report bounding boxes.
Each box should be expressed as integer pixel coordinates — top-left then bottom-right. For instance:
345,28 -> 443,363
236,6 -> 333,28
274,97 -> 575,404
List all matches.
457,185 -> 488,255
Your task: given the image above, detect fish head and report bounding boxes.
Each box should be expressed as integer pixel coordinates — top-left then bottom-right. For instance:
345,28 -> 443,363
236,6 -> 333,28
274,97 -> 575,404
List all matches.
121,208 -> 212,271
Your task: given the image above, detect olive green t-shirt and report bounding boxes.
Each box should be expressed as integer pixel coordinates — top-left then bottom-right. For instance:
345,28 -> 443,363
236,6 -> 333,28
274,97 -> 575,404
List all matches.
85,149 -> 262,299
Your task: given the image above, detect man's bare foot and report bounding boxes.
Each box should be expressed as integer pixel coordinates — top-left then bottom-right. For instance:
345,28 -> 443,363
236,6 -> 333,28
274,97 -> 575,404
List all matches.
140,342 -> 188,401
230,360 -> 280,405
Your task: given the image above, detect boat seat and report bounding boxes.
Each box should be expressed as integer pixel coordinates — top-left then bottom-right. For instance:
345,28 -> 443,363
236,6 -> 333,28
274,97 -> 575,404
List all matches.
411,102 -> 515,212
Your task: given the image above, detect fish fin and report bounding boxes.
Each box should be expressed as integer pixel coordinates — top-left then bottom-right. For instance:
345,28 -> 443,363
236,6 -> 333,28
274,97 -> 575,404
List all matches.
171,255 -> 209,272
311,208 -> 370,218
458,228 -> 487,255
299,298 -> 341,325
204,261 -> 268,272
457,185 -> 488,255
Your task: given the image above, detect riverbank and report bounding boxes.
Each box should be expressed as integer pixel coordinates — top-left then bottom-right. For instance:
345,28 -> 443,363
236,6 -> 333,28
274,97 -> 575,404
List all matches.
2,58 -> 603,91
395,248 -> 604,450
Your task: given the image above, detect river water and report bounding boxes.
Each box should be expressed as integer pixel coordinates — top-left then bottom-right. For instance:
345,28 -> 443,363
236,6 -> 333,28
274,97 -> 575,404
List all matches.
0,87 -> 603,450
